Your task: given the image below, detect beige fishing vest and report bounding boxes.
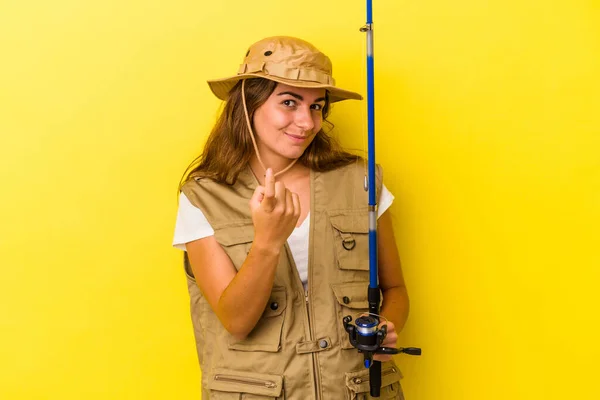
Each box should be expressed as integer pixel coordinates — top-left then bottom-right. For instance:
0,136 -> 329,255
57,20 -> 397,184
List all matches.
181,162 -> 404,400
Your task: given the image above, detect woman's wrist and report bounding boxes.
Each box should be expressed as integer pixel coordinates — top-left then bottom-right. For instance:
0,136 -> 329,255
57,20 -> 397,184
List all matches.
250,239 -> 283,258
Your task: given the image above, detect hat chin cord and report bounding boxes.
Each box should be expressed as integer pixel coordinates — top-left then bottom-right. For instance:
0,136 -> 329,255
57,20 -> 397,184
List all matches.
242,79 -> 299,178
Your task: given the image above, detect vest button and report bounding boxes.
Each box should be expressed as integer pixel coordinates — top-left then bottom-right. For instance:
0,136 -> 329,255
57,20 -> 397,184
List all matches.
343,296 -> 350,304
319,339 -> 329,349
353,378 -> 362,384
270,302 -> 279,310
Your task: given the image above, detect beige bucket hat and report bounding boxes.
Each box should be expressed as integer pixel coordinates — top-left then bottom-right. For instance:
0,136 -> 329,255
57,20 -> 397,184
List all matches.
207,36 -> 363,103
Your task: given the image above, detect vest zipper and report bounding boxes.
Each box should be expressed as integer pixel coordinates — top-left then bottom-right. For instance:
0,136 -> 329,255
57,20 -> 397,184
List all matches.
213,374 -> 277,389
305,290 -> 322,400
284,242 -> 320,400
306,170 -> 322,400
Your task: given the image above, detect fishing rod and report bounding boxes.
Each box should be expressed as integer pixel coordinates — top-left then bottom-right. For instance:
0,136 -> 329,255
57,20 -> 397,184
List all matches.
342,1 -> 421,397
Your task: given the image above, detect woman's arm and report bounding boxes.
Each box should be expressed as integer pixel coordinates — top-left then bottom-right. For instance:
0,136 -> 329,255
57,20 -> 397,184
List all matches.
373,210 -> 409,361
186,169 -> 300,341
377,210 -> 409,330
186,235 -> 282,341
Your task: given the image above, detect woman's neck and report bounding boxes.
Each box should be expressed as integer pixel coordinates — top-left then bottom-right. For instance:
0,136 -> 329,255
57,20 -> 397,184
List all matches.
249,155 -> 308,184
249,152 -> 286,173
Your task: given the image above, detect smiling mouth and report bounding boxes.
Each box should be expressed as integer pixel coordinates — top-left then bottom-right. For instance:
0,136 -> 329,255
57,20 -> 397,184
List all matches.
285,133 -> 308,140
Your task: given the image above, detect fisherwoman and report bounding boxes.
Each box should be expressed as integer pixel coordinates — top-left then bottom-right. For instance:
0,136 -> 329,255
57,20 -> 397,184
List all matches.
173,36 -> 410,399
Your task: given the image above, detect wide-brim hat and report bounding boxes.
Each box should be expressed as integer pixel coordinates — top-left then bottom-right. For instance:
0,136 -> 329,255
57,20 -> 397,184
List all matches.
207,36 -> 363,103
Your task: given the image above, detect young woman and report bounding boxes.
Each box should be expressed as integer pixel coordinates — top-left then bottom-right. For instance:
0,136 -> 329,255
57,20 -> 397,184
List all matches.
173,36 -> 410,399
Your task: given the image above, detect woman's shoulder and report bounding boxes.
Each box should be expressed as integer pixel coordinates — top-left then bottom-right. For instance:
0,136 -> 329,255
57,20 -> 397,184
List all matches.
180,175 -> 218,199
180,168 -> 256,212
320,158 -> 383,179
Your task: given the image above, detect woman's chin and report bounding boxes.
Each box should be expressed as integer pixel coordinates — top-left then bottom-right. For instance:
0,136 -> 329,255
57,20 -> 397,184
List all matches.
280,148 -> 307,160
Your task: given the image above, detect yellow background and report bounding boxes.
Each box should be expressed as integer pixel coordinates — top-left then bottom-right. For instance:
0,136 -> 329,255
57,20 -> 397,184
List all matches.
1,0 -> 598,399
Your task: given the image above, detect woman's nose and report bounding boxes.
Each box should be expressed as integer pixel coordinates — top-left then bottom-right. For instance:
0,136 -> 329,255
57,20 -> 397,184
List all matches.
295,107 -> 315,131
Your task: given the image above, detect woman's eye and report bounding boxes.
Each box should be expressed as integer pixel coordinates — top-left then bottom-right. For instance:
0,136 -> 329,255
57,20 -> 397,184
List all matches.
311,104 -> 323,111
283,99 -> 296,107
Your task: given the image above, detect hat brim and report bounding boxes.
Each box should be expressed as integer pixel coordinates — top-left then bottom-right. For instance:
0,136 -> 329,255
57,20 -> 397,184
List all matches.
207,73 -> 363,103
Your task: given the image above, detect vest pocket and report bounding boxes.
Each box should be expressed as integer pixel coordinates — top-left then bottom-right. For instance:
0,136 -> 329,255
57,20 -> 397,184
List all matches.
345,364 -> 404,400
329,213 -> 370,271
215,223 -> 255,271
207,368 -> 284,399
228,286 -> 286,352
331,282 -> 370,349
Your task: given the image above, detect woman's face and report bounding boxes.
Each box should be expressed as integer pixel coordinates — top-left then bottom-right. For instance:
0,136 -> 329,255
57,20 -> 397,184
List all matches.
252,83 -> 326,163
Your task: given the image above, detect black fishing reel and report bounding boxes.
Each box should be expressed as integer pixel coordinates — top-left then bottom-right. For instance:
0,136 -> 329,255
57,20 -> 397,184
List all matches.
343,314 -> 421,397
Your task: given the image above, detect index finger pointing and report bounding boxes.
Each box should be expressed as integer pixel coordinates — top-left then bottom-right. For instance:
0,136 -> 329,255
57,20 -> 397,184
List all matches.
264,168 -> 275,199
